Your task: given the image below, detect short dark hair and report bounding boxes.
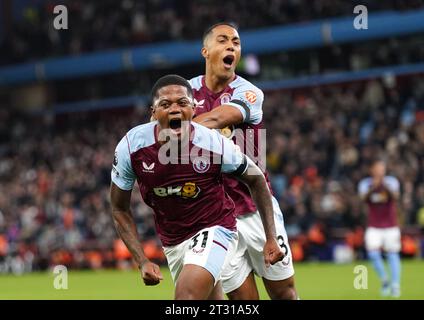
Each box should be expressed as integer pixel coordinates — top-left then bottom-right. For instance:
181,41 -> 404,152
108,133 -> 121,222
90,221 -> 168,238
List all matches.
202,22 -> 239,43
371,158 -> 386,166
151,74 -> 193,101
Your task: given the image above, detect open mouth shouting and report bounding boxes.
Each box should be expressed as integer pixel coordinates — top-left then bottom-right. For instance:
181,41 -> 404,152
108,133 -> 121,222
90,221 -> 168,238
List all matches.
223,54 -> 235,70
169,118 -> 182,134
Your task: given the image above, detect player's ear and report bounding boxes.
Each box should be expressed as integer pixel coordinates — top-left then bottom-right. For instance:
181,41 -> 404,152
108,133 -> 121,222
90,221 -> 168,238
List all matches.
150,106 -> 156,122
201,46 -> 208,59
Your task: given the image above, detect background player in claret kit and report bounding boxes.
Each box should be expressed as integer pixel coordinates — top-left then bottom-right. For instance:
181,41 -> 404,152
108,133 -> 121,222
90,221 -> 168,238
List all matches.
189,22 -> 298,300
358,160 -> 402,298
110,74 -> 283,300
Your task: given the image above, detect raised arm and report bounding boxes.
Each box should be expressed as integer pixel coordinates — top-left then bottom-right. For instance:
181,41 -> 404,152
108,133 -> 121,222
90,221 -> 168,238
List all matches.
382,178 -> 400,201
110,183 -> 163,285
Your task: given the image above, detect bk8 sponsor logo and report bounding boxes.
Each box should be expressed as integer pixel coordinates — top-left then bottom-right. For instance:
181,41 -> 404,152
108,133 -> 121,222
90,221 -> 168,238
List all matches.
153,182 -> 200,199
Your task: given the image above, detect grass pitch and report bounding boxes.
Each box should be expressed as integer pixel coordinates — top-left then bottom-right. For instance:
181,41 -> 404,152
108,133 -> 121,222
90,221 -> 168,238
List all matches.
1,259 -> 423,300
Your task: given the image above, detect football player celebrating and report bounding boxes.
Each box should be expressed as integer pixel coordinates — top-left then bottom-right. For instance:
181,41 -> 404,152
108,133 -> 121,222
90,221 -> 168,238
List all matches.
190,22 -> 298,300
110,74 -> 283,300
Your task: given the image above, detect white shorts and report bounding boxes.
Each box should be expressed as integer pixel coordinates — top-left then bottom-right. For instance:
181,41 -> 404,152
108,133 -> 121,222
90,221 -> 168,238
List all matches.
365,227 -> 401,253
221,196 -> 295,294
163,225 -> 238,286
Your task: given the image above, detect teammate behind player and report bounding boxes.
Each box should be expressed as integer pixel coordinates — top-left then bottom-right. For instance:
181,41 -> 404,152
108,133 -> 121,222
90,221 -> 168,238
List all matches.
358,160 -> 402,298
189,22 -> 297,300
110,74 -> 284,300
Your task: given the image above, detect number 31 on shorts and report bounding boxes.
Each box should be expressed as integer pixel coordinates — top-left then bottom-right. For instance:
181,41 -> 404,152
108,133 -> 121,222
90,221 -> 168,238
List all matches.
189,230 -> 209,252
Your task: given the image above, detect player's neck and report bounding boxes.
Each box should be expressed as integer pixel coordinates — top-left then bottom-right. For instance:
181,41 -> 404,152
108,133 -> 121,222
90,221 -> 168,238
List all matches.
204,72 -> 235,93
155,123 -> 193,147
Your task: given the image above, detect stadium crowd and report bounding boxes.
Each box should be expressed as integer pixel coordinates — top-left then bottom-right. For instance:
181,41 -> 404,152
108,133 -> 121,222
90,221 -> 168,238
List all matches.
0,74 -> 423,272
39,34 -> 424,105
1,0 -> 424,65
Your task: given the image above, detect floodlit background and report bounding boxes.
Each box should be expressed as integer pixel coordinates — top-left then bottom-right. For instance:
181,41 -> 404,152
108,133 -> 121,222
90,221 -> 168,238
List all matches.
0,0 -> 423,299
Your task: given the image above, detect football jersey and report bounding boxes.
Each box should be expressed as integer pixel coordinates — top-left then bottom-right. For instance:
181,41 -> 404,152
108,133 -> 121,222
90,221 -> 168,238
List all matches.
358,176 -> 400,228
190,75 -> 273,216
111,121 -> 247,246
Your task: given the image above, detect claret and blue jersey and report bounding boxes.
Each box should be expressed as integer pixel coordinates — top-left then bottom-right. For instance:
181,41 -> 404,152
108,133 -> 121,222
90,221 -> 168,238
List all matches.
111,121 -> 248,247
190,74 -> 273,216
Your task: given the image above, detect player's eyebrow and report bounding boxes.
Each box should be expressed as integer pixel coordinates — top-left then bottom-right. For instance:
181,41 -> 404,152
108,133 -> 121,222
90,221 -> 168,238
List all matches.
156,98 -> 170,105
157,97 -> 191,105
216,34 -> 240,41
174,97 -> 191,104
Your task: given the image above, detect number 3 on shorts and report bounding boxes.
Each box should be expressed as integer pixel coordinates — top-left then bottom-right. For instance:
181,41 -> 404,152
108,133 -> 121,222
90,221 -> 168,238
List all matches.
277,235 -> 289,256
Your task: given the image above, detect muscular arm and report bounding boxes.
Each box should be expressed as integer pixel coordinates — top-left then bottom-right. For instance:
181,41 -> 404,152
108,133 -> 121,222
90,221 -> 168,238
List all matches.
110,183 -> 147,267
193,105 -> 243,129
234,157 -> 282,266
236,158 -> 276,240
110,182 -> 163,285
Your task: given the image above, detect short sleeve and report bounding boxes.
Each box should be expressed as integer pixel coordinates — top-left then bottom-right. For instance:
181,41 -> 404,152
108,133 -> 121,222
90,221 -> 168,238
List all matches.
221,136 -> 248,175
384,176 -> 400,193
358,178 -> 371,197
226,84 -> 264,125
111,136 -> 136,190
